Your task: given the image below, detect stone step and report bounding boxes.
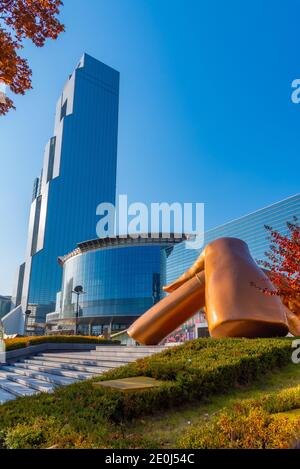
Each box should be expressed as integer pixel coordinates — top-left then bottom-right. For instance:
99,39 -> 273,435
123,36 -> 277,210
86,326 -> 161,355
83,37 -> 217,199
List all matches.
35,354 -> 128,368
22,358 -> 106,375
1,366 -> 77,386
39,351 -> 154,362
0,388 -> 16,404
58,352 -> 146,361
21,366 -> 80,385
39,351 -> 136,359
96,345 -> 166,349
95,346 -> 166,353
89,351 -> 161,359
0,373 -> 38,397
0,347 -> 168,404
15,363 -> 96,380
39,353 -> 102,361
38,351 -> 131,360
0,369 -> 55,393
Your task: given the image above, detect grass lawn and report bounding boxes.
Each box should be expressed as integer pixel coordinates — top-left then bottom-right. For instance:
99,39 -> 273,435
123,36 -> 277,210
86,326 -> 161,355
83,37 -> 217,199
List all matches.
126,362 -> 300,448
0,337 -> 299,449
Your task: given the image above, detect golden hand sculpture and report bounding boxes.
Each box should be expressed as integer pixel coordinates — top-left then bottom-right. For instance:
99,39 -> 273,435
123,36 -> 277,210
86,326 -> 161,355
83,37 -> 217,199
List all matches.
128,237 -> 299,345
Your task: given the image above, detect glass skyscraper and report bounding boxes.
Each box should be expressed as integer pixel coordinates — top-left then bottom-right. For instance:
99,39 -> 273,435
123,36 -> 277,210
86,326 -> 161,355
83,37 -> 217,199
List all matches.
0,296 -> 11,320
166,193 -> 300,285
15,54 -> 119,323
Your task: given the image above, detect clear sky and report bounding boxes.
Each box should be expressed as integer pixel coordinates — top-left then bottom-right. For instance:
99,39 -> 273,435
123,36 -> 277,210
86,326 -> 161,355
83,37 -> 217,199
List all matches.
0,0 -> 300,294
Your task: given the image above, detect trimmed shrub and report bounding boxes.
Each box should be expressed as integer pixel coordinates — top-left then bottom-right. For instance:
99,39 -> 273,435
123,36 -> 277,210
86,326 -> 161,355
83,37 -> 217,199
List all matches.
4,417 -> 58,449
5,335 -> 120,351
223,384 -> 300,415
88,337 -> 294,422
179,382 -> 300,449
0,337 -> 297,448
179,406 -> 300,449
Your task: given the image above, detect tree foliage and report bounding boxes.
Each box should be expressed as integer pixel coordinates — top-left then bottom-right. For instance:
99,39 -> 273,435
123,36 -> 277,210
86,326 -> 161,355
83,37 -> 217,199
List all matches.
258,217 -> 300,314
0,0 -> 64,115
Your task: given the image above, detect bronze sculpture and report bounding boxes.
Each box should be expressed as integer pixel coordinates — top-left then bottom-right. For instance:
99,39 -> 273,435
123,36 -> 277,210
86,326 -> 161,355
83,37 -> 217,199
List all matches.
128,237 -> 300,345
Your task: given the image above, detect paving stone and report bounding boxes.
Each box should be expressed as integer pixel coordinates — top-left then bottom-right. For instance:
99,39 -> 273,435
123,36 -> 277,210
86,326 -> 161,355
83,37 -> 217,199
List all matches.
93,376 -> 164,393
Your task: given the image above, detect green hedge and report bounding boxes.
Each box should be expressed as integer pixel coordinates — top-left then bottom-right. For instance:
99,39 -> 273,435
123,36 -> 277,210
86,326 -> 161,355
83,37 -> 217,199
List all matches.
90,337 -> 294,422
0,337 -> 295,448
5,335 -> 120,351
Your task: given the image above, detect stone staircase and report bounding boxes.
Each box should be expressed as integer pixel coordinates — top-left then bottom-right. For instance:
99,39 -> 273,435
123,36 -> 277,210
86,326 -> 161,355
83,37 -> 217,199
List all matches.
0,345 -> 166,404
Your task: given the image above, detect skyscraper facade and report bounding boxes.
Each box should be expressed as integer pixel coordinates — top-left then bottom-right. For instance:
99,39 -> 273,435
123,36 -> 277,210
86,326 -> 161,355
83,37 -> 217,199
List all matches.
0,296 -> 11,320
166,193 -> 300,285
15,54 -> 119,323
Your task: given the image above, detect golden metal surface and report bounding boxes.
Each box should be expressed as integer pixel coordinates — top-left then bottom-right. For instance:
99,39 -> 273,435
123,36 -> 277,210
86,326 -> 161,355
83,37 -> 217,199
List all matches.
285,307 -> 300,336
128,272 -> 205,345
128,237 -> 290,345
204,238 -> 288,338
163,251 -> 205,293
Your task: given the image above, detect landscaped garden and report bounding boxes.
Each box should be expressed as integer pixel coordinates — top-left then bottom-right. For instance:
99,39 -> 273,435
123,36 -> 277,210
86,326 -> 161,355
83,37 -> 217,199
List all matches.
0,337 -> 300,449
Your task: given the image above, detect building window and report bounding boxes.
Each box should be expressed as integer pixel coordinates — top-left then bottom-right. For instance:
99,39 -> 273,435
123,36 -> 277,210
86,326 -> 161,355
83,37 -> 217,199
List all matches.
60,99 -> 67,120
31,196 -> 42,256
15,262 -> 25,307
47,137 -> 56,182
91,325 -> 102,336
197,327 -> 210,338
32,178 -> 39,201
37,169 -> 43,197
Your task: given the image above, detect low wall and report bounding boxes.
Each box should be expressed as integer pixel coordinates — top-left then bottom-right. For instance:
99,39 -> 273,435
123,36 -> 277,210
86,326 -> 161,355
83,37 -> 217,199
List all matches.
4,342 -> 116,363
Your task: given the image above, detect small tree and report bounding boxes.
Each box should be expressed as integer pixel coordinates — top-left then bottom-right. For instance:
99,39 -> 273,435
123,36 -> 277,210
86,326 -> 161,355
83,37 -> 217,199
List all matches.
0,0 -> 64,115
258,217 -> 300,315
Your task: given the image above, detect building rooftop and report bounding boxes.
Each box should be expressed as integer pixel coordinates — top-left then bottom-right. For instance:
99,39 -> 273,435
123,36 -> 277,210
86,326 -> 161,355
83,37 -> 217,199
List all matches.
58,233 -> 187,265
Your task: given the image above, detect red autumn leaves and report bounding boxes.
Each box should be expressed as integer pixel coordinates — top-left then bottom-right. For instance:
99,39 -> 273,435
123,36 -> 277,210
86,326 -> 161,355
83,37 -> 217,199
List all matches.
259,218 -> 300,315
0,0 -> 64,115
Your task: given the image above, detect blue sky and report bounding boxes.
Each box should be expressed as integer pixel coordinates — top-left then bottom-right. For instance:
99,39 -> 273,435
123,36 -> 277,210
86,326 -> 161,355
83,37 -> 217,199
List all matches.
0,0 -> 300,294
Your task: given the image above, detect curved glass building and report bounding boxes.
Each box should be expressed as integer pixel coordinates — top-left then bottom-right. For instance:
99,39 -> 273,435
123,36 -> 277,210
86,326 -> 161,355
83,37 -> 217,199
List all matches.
53,235 -> 184,335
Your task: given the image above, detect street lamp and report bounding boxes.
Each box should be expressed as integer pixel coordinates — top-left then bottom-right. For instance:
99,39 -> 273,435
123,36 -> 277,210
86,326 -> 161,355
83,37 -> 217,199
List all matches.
72,285 -> 85,335
24,309 -> 31,336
